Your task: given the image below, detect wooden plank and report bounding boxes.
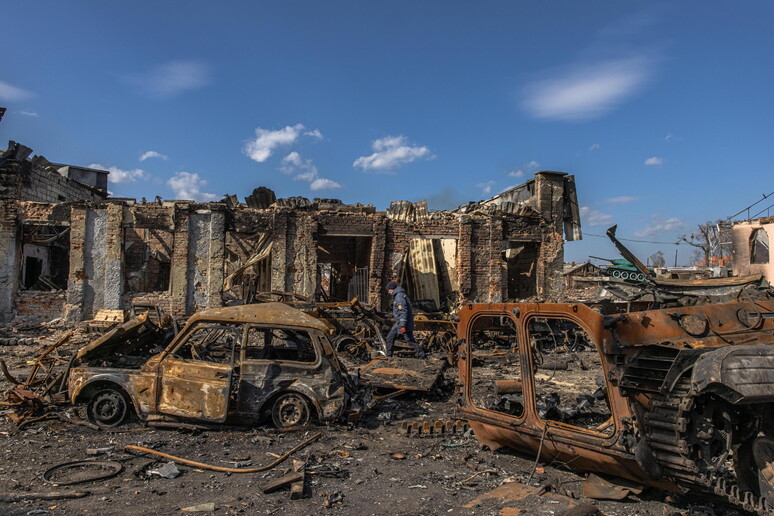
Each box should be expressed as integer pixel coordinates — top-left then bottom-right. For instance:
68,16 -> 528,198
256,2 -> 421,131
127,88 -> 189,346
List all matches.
261,471 -> 304,494
290,481 -> 304,499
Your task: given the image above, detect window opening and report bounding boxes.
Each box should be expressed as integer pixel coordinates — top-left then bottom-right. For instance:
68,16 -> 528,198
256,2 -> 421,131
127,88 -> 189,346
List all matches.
124,228 -> 173,293
223,232 -> 272,303
503,242 -> 538,300
316,236 -> 372,302
469,314 -> 523,418
751,228 -> 770,264
528,317 -> 613,435
245,326 -> 316,363
173,323 -> 242,364
20,224 -> 70,291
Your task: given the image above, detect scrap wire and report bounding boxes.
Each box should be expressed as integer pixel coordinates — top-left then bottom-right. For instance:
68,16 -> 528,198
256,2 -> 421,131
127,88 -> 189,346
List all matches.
461,469 -> 498,484
124,432 -> 321,473
527,424 -> 549,484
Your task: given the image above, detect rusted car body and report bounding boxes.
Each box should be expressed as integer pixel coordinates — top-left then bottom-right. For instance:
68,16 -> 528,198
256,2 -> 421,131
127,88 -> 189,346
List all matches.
68,303 -> 356,429
458,301 -> 774,513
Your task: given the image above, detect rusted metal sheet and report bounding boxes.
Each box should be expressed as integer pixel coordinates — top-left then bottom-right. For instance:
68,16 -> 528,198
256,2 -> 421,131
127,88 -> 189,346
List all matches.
408,238 -> 440,310
359,356 -> 444,392
456,300 -> 774,514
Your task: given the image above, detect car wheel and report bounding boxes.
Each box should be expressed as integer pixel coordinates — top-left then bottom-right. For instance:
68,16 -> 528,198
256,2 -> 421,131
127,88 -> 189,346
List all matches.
87,388 -> 129,428
271,393 -> 311,429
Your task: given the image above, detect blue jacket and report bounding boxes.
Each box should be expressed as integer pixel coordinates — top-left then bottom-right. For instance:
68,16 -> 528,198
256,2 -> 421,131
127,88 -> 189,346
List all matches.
390,286 -> 414,331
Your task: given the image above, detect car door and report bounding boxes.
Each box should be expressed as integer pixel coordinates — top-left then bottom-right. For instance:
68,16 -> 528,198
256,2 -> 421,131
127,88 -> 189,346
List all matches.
157,322 -> 242,422
237,325 -> 321,416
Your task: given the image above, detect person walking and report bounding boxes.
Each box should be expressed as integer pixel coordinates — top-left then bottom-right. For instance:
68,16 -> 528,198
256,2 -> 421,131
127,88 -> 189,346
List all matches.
384,281 -> 427,359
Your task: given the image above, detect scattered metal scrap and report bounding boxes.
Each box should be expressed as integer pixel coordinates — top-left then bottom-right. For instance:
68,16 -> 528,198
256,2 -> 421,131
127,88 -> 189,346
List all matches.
358,356 -> 445,392
462,481 -> 601,515
124,432 -> 321,473
42,460 -> 124,486
399,419 -> 468,437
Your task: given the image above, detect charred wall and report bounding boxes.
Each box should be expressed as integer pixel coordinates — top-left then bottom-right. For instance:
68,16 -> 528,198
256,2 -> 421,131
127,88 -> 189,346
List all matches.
0,176 -> 572,323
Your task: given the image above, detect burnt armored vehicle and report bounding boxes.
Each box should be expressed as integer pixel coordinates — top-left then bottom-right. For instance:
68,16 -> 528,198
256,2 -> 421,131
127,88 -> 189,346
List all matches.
68,303 -> 358,429
458,300 -> 774,514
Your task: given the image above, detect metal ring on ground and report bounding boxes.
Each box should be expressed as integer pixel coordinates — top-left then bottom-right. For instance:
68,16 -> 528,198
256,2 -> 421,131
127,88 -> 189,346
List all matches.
42,460 -> 123,486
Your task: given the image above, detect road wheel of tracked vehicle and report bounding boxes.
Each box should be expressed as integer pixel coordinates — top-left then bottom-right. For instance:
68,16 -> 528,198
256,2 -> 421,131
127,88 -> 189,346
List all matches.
271,393 -> 311,429
87,388 -> 129,428
611,269 -> 622,279
620,271 -> 630,280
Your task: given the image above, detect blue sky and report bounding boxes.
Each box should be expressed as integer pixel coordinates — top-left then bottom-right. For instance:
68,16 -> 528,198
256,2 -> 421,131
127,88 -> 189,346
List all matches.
2,1 -> 773,264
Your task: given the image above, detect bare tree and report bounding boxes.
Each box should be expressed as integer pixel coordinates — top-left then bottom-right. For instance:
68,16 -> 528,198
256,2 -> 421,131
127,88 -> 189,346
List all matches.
648,250 -> 665,267
680,219 -> 733,266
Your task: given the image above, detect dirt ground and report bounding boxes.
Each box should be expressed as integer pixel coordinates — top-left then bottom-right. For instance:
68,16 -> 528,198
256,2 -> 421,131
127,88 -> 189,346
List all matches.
0,328 -> 748,516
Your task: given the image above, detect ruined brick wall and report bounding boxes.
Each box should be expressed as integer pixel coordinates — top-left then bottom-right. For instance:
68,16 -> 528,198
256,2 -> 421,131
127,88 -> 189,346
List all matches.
0,200 -> 19,322
19,165 -> 105,203
731,219 -> 774,282
14,290 -> 66,323
0,196 -> 568,323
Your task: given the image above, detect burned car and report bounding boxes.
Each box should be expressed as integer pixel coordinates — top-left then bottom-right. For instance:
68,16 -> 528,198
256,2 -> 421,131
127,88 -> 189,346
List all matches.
68,302 -> 357,429
458,301 -> 774,514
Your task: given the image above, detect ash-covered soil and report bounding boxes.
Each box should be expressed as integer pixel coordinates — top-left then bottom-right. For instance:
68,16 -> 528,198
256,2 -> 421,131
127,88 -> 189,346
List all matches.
0,329 -> 745,516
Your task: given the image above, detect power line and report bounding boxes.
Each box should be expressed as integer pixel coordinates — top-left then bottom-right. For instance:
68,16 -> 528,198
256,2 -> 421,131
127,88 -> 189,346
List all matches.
583,232 -> 680,246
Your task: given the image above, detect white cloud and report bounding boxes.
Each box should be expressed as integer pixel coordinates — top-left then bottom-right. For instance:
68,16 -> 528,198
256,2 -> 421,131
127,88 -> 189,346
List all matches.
605,196 -> 639,204
0,81 -> 35,101
280,152 -> 341,191
644,156 -> 663,166
507,160 -> 540,177
310,178 -> 341,191
125,60 -> 211,99
476,181 -> 496,195
579,206 -> 614,227
139,150 -> 169,162
522,56 -> 654,121
634,216 -> 687,238
168,171 -> 218,201
353,135 -> 434,172
305,129 -> 323,140
244,124 -> 305,163
280,151 -> 303,173
88,163 -> 149,184
589,143 -> 601,150
17,110 -> 38,117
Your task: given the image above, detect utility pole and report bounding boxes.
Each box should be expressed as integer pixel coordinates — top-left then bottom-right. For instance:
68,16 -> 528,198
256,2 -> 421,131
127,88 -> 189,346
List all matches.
674,248 -> 678,267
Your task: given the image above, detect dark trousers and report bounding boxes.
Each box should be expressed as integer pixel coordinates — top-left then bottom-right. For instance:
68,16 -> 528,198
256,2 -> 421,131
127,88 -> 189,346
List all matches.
385,323 -> 426,358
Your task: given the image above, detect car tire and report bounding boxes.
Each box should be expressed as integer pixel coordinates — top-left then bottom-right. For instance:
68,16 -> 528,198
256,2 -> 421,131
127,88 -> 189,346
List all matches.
87,388 -> 130,428
271,392 -> 311,429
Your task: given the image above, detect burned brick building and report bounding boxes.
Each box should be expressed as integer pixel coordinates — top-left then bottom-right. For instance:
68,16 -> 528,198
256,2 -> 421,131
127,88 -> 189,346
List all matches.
0,141 -> 581,324
731,216 -> 774,282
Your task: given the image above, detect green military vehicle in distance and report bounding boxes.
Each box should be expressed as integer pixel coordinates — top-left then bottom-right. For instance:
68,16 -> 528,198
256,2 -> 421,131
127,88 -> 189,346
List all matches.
590,256 -> 654,282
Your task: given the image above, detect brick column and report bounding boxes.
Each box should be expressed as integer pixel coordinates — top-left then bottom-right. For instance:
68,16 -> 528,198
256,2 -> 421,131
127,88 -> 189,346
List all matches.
103,203 -> 124,309
369,216 -> 387,309
206,208 -> 226,309
0,201 -> 19,322
488,217 -> 504,303
64,204 -> 87,323
270,210 -> 288,292
457,215 -> 473,300
170,205 -> 191,316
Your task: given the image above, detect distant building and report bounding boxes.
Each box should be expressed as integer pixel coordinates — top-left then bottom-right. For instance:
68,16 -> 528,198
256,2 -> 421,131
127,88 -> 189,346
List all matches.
731,217 -> 773,282
563,261 -> 601,289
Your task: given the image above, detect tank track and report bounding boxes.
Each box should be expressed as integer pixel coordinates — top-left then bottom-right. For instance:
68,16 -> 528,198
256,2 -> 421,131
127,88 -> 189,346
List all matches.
644,376 -> 774,514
